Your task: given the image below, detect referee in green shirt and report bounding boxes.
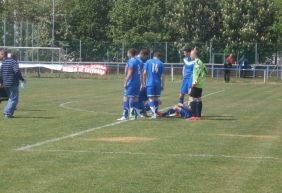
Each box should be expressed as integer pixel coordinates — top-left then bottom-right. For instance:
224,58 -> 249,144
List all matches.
187,49 -> 208,121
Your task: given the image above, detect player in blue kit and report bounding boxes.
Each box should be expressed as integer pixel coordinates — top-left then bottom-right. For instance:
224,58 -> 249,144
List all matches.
143,51 -> 165,119
158,103 -> 192,119
136,49 -> 149,117
178,48 -> 194,104
117,49 -> 141,121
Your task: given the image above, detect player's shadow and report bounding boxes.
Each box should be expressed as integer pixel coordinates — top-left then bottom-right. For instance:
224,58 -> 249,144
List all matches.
203,115 -> 236,121
19,109 -> 47,112
15,116 -> 55,119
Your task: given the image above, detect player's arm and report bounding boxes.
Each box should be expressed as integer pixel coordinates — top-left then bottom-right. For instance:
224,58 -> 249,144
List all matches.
192,66 -> 199,87
161,74 -> 165,91
140,68 -> 144,89
161,64 -> 165,90
142,62 -> 148,87
124,67 -> 133,88
143,70 -> 147,88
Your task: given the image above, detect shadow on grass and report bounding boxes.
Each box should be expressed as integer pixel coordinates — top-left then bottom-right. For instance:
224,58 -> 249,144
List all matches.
203,115 -> 237,121
15,116 -> 55,119
19,109 -> 47,112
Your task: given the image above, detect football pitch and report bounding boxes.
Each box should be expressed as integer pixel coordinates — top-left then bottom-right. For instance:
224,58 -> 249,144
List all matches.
0,77 -> 282,193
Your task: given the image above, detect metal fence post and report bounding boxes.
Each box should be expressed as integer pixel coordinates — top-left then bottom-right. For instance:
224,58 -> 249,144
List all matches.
165,42 -> 168,63
171,64 -> 174,82
264,70 -> 266,84
79,40 -> 82,62
266,66 -> 269,80
211,64 -> 214,78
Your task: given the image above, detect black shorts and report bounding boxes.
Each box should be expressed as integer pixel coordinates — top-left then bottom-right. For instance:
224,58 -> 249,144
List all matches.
189,87 -> 202,98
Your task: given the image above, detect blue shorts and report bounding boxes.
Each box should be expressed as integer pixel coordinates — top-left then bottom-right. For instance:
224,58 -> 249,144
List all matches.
180,108 -> 192,118
139,88 -> 148,102
180,78 -> 192,95
147,86 -> 161,97
124,87 -> 140,97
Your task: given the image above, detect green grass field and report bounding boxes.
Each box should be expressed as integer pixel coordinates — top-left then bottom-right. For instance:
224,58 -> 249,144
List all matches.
0,77 -> 282,193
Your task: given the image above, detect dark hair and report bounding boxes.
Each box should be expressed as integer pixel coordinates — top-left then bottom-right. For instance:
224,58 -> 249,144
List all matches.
140,49 -> 148,56
11,53 -> 18,61
184,48 -> 192,53
128,48 -> 137,56
0,49 -> 8,58
153,51 -> 161,58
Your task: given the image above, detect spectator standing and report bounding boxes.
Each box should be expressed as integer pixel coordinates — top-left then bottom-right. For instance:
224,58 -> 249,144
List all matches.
239,55 -> 248,78
0,53 -> 25,118
224,54 -> 235,83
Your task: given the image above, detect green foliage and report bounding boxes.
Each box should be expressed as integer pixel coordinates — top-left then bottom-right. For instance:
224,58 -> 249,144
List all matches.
221,0 -> 277,53
108,0 -> 167,43
0,0 -> 281,61
165,0 -> 222,45
272,0 -> 282,44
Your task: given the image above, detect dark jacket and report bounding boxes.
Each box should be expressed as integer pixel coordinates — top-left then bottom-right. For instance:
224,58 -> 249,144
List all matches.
0,58 -> 24,87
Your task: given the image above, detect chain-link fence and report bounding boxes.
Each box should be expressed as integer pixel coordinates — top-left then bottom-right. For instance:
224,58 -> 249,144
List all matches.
1,20 -> 282,65
56,40 -> 282,66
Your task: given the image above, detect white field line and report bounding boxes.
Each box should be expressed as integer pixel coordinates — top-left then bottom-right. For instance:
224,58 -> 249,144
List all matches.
16,121 -> 126,151
59,101 -> 118,115
16,90 -> 225,151
60,90 -> 225,114
27,149 -> 280,161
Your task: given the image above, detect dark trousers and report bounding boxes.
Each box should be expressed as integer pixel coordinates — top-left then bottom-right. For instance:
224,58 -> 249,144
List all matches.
224,70 -> 231,82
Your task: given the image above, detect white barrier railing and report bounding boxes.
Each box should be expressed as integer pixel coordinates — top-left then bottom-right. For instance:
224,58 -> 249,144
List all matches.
12,61 -> 282,83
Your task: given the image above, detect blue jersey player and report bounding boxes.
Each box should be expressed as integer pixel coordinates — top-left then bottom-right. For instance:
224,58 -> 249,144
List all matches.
136,49 -> 149,116
178,48 -> 194,104
158,103 -> 192,119
117,49 -> 141,121
143,51 -> 165,119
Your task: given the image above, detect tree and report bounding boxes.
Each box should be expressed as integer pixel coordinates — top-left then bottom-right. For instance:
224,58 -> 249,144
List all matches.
272,0 -> 282,45
108,0 -> 167,43
165,0 -> 222,46
221,0 -> 277,54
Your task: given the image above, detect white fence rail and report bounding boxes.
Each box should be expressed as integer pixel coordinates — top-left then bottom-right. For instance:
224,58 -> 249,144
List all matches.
12,61 -> 282,83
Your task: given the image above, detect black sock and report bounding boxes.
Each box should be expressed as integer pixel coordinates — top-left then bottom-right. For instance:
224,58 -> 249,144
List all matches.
195,102 -> 200,117
190,101 -> 197,117
198,101 -> 203,117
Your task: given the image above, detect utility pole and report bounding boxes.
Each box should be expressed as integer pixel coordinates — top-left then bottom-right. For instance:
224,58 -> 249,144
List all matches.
52,0 -> 55,46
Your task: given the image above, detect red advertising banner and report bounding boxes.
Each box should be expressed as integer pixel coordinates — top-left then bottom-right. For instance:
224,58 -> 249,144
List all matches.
62,64 -> 108,75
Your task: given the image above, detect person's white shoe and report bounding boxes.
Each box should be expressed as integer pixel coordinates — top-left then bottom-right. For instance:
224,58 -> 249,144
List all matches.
117,116 -> 128,121
151,114 -> 157,119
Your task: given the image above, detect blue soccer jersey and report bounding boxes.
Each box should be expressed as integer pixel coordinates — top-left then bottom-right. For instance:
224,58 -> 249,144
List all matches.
144,58 -> 164,87
125,57 -> 141,89
136,55 -> 146,73
183,56 -> 194,79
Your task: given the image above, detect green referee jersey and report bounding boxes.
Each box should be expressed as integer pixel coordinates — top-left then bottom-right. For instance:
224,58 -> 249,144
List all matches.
192,58 -> 208,89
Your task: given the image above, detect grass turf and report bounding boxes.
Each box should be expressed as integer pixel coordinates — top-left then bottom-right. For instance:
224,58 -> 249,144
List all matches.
0,77 -> 282,193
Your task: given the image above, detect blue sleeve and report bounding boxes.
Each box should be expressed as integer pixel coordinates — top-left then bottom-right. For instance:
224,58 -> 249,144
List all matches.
127,59 -> 134,69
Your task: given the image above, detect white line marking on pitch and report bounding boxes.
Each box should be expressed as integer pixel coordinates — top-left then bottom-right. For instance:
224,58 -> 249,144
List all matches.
26,149 -> 280,161
16,90 -> 225,151
217,134 -> 278,139
16,121 -> 126,151
59,101 -> 118,115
